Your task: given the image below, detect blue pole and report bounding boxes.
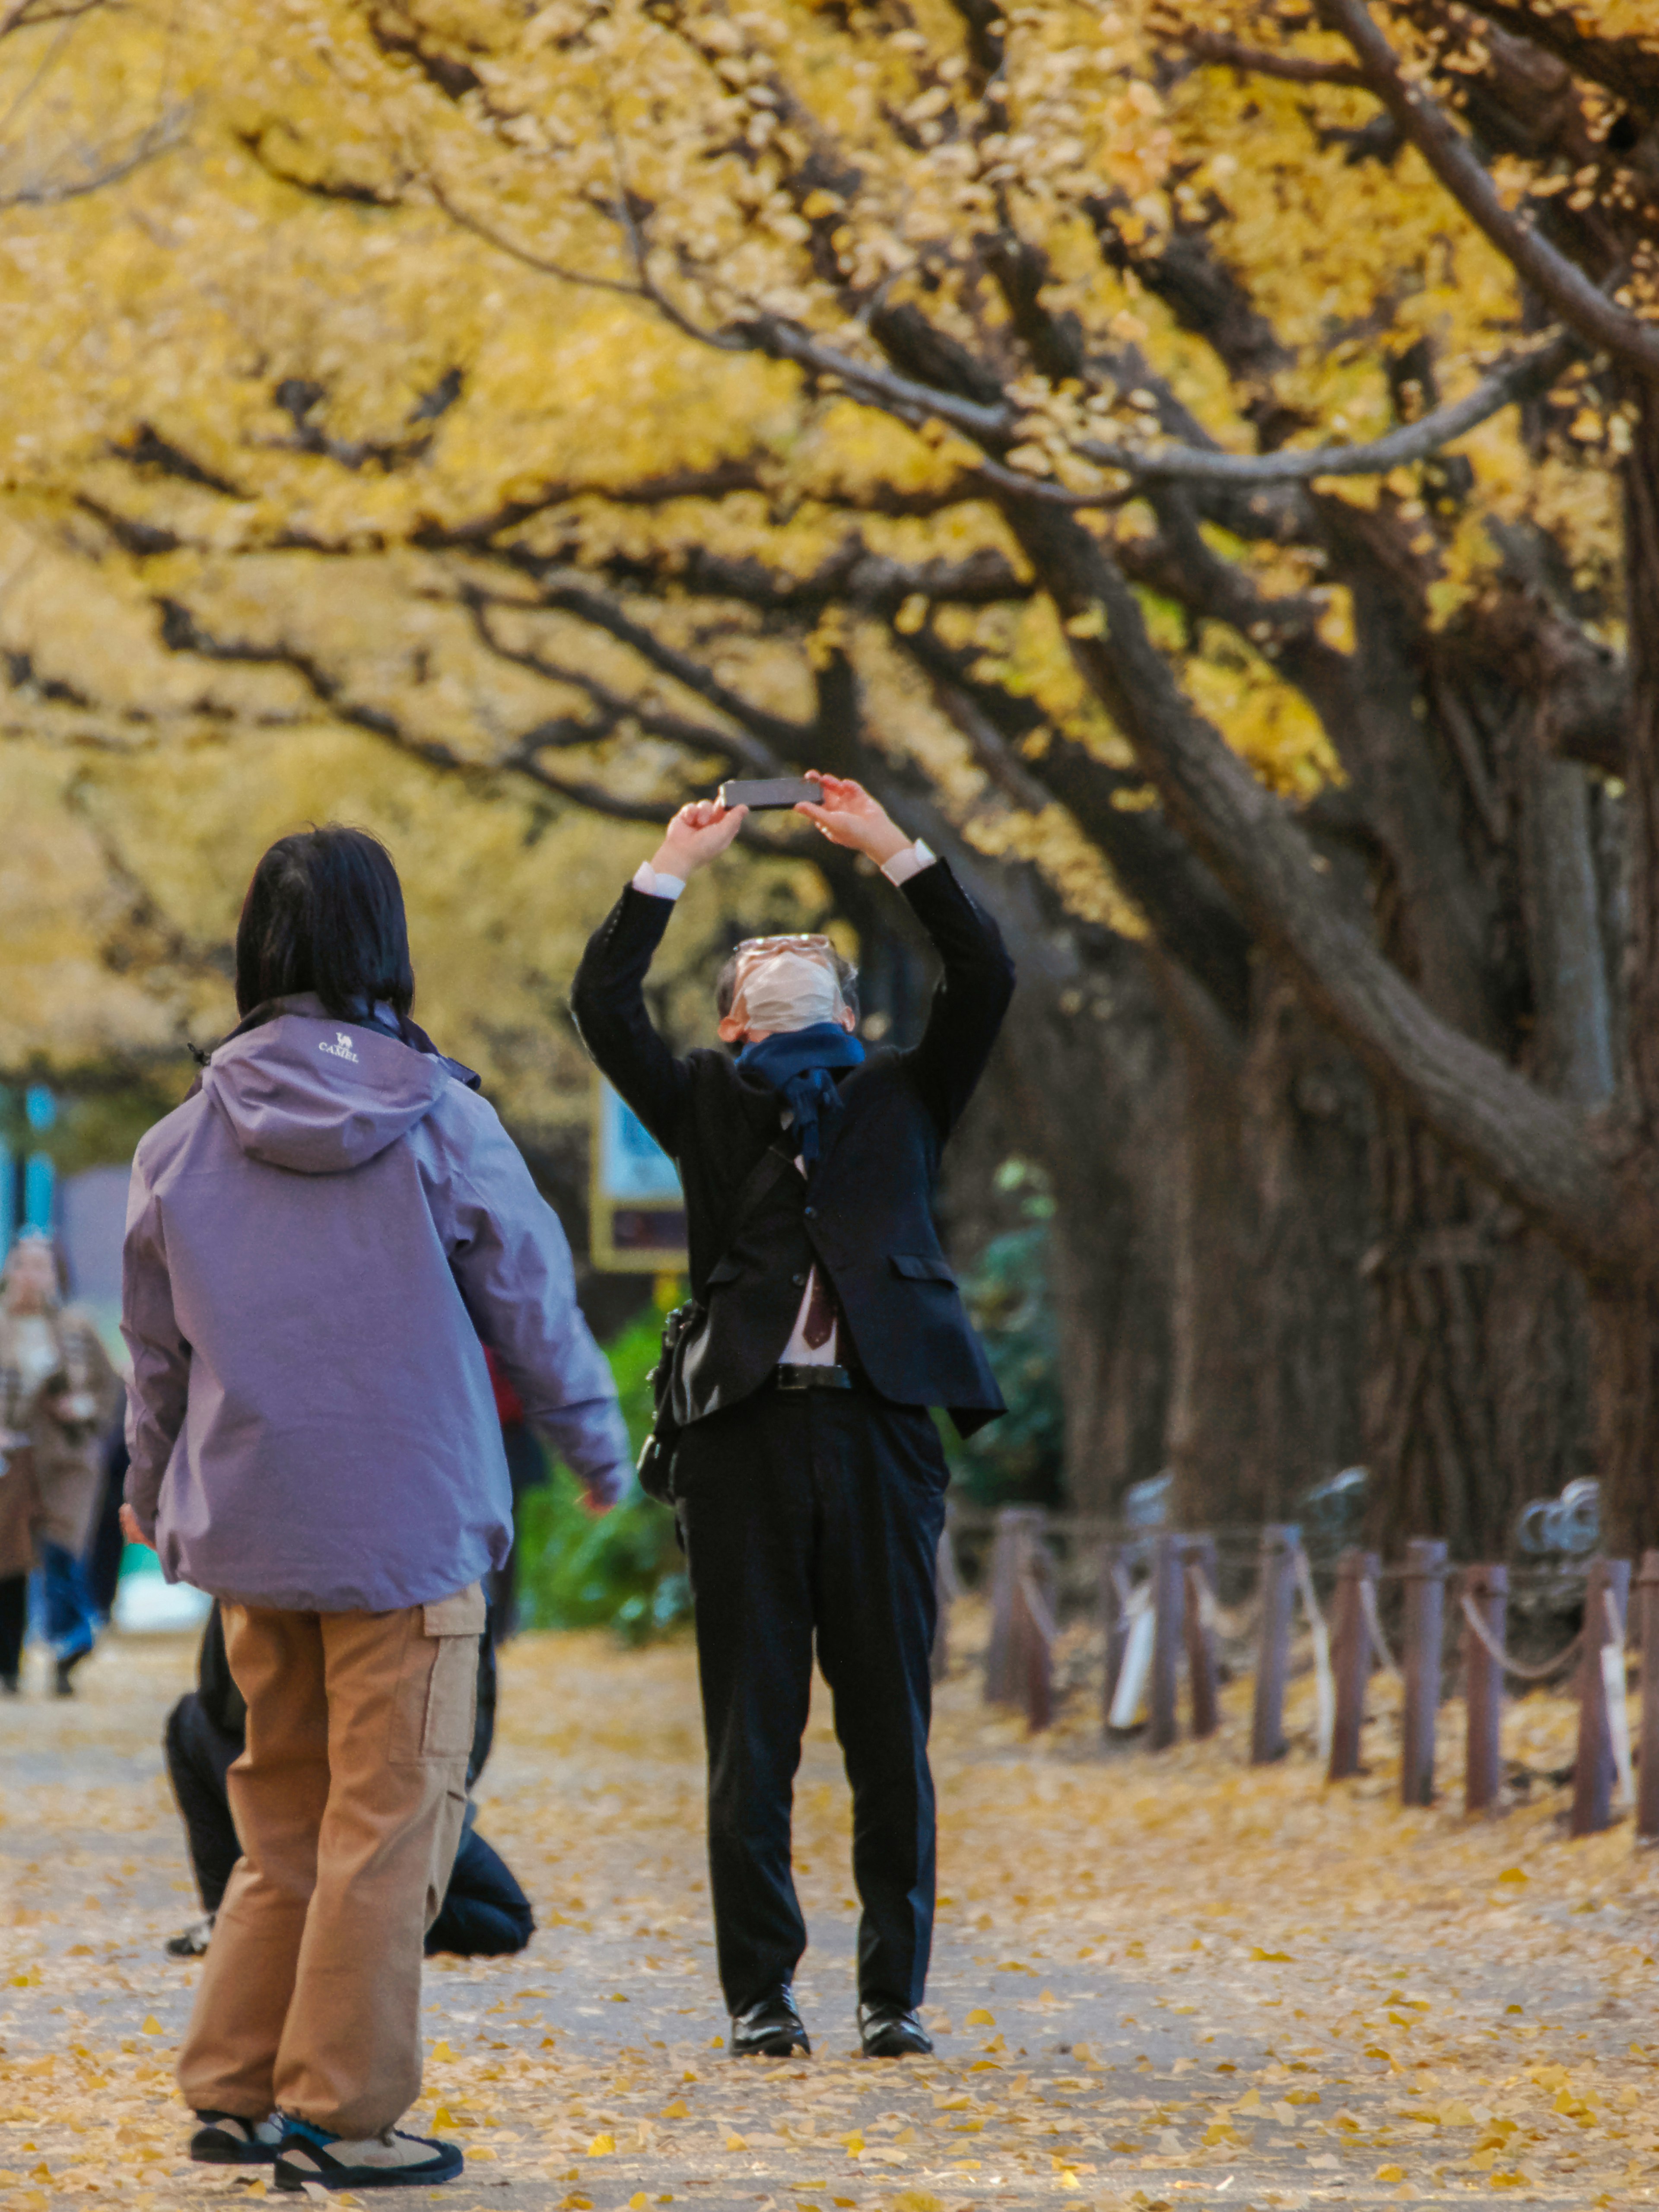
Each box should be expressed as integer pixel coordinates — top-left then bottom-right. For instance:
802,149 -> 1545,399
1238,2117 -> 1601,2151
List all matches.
23,1153 -> 55,1233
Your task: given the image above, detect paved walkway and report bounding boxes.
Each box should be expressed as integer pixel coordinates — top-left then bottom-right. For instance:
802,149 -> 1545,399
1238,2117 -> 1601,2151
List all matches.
3,1618 -> 1659,2208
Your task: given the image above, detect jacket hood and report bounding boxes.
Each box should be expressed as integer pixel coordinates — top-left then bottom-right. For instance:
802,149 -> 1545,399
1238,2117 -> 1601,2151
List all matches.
204,1001 -> 451,1175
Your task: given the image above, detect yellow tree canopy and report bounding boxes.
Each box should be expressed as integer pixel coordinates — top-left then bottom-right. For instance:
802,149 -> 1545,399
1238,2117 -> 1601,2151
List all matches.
0,0 -> 1631,1131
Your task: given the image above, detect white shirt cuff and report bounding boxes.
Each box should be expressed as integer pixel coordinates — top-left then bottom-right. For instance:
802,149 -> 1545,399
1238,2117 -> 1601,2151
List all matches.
881,838 -> 935,888
631,861 -> 686,902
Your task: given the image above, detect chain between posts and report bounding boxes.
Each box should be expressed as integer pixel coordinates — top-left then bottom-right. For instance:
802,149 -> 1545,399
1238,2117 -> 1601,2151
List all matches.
955,1514 -> 1649,1834
1291,1545 -> 1335,1764
1359,1575 -> 1403,1678
1458,1590 -> 1585,1681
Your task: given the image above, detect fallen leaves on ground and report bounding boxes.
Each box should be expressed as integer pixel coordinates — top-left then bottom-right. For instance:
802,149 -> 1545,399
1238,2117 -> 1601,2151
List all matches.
4,1608 -> 1659,2207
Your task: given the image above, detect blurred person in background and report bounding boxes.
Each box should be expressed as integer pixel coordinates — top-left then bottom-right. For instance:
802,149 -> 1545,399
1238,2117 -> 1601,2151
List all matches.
162,1602 -> 533,1966
0,1229 -> 122,1694
121,823 -> 630,2193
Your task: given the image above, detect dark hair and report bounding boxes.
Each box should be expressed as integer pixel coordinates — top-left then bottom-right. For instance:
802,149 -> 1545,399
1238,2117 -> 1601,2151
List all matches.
235,826 -> 415,1019
715,943 -> 859,1023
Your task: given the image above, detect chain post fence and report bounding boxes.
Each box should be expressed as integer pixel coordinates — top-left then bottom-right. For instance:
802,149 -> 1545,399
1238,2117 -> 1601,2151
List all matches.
942,1498 -> 1652,1847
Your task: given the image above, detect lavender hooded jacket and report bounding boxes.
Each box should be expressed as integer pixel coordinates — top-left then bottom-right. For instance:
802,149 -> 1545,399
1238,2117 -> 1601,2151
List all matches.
122,996 -> 631,1612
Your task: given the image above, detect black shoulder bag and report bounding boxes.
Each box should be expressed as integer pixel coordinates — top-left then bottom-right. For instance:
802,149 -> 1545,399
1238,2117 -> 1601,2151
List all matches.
636,1141 -> 793,1504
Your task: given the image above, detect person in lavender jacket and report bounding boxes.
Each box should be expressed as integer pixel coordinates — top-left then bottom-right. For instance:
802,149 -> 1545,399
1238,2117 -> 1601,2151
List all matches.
120,825 -> 630,2196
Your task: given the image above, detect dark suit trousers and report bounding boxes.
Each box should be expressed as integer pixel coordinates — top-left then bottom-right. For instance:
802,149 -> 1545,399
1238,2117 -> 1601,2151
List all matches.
674,1386 -> 947,2015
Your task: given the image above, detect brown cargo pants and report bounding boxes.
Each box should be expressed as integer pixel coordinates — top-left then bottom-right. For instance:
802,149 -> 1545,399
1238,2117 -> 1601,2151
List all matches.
176,1586 -> 484,2139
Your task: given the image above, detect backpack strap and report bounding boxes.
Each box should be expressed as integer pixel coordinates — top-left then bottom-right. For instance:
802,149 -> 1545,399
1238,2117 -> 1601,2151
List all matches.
718,1138 -> 795,1265
638,1139 -> 797,1503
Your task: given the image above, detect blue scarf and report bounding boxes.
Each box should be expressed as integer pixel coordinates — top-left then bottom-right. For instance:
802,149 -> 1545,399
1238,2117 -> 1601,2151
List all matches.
738,1023 -> 866,1168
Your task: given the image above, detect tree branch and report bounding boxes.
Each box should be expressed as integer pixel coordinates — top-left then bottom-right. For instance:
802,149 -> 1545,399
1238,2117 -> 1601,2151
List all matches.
484,581 -> 805,765
995,492 -> 1636,1272
1319,0 -> 1659,379
460,591 -> 772,771
1455,0 -> 1659,118
897,621 -> 1256,1023
0,105 -> 185,209
1078,329 -> 1585,484
1159,22 -> 1367,88
152,596 -> 680,822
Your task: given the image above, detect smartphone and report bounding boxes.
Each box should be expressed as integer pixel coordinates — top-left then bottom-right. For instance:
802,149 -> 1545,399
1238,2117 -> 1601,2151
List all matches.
718,776 -> 820,812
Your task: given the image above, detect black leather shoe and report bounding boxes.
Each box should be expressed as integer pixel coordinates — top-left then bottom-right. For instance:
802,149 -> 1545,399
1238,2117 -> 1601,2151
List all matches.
858,1999 -> 932,2058
731,1986 -> 810,2058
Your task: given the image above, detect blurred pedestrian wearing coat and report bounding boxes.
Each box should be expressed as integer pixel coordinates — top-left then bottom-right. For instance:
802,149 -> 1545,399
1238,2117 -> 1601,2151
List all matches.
0,1229 -> 122,1694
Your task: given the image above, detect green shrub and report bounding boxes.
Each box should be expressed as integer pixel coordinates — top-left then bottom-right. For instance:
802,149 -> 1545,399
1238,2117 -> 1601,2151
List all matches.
952,1163 -> 1065,1510
514,1306 -> 690,1643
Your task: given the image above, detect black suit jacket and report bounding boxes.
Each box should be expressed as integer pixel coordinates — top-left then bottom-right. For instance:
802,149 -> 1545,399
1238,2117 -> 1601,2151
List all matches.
570,859 -> 1015,1436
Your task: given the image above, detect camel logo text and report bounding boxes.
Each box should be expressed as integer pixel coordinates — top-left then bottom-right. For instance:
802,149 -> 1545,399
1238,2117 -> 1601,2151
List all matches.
318,1033 -> 360,1064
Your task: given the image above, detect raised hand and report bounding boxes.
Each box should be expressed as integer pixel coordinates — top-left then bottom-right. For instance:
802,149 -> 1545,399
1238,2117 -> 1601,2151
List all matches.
649,798 -> 749,880
793,773 -> 909,866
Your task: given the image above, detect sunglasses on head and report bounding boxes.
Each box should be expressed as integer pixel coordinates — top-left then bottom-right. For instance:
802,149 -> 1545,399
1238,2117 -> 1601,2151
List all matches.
733,934 -> 836,960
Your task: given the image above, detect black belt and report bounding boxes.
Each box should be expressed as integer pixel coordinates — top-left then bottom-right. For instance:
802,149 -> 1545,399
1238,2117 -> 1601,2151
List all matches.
775,1362 -> 858,1392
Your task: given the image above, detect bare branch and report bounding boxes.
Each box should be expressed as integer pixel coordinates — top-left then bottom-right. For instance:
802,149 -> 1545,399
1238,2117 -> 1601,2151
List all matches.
1319,0 -> 1659,379
0,107 -> 185,207
1077,330 -> 1585,485
500,581 -> 804,766
1159,22 -> 1367,88
461,591 -> 771,771
0,0 -> 109,31
150,596 -> 688,823
428,172 -> 706,327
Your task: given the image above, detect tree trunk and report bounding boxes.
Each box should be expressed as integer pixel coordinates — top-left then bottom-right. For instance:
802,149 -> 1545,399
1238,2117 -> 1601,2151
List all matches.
1592,388 -> 1659,1556
1238,973 -> 1372,1512
1163,962 -> 1371,1529
1363,1106 -> 1593,1558
944,943 -> 1177,1516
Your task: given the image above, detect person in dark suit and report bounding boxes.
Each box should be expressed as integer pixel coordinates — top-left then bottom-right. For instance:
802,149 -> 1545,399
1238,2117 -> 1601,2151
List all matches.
571,773 -> 1014,2061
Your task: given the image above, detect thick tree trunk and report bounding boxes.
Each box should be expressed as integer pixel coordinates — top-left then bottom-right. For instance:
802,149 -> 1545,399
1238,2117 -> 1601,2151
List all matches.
944,945 -> 1177,1516
1359,644 -> 1604,1558
1363,1106 -> 1593,1558
1592,391 -> 1659,1556
1164,962 -> 1370,1528
1239,974 -> 1372,1511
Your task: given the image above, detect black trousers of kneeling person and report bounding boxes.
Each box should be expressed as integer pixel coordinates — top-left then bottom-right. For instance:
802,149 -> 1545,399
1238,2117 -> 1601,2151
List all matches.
163,1688 -> 534,1957
165,1690 -> 243,1915
674,1382 -> 948,2017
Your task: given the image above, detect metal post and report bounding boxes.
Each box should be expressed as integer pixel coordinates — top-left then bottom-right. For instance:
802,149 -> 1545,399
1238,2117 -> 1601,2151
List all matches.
1148,1532 -> 1184,1751
1639,1551 -> 1659,1843
1463,1563 -> 1508,1816
1101,1544 -> 1130,1730
986,1506 -> 1044,1703
1326,1548 -> 1376,1781
1571,1555 -> 1632,1838
1184,1537 -> 1220,1740
1251,1525 -> 1300,1766
1401,1538 -> 1448,1808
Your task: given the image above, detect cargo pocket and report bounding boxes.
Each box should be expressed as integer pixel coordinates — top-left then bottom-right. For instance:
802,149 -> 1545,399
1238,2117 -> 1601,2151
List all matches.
390,1583 -> 486,1764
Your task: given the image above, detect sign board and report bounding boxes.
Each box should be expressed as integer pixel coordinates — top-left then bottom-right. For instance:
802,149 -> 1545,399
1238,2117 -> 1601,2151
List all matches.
590,1074 -> 688,1274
